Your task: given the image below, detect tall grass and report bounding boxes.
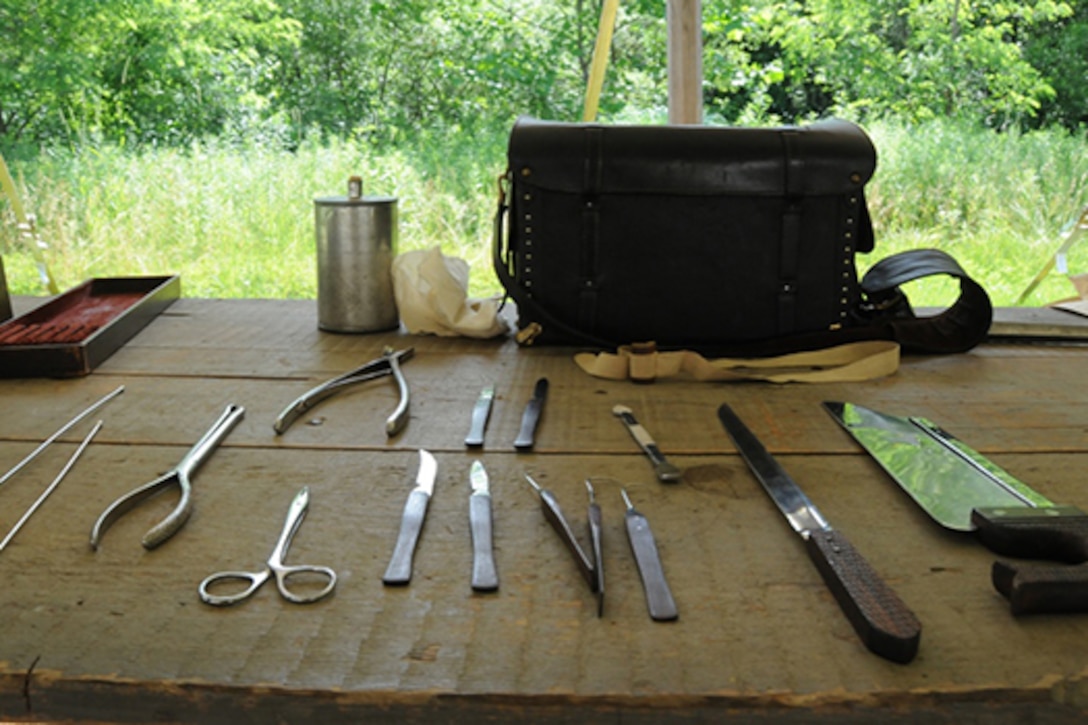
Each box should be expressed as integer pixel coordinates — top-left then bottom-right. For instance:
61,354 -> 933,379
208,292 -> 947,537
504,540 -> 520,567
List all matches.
2,119 -> 1087,306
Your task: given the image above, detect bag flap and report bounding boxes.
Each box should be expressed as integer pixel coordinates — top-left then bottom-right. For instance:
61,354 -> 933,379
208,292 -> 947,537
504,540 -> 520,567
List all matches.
507,117 -> 876,197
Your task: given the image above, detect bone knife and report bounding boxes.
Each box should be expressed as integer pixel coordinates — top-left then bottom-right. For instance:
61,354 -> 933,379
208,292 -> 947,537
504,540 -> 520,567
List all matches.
465,385 -> 495,448
612,405 -> 682,482
382,450 -> 437,586
469,460 -> 498,591
717,403 -> 922,664
514,378 -> 549,451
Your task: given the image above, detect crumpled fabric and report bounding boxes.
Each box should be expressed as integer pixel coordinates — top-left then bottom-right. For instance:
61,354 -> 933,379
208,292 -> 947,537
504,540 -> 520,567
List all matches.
391,246 -> 508,338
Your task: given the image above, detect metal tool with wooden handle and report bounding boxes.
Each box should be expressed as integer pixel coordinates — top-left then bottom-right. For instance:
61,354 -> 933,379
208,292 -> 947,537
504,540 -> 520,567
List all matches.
718,403 -> 921,664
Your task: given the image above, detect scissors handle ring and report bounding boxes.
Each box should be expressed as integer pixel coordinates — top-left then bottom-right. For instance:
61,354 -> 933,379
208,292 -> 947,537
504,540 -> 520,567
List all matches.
198,569 -> 270,606
273,564 -> 338,604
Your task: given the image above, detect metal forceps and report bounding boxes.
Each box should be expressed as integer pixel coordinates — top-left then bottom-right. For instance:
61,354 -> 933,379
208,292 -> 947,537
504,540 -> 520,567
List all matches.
273,347 -> 413,436
90,404 -> 245,550
199,486 -> 336,606
524,475 -> 605,616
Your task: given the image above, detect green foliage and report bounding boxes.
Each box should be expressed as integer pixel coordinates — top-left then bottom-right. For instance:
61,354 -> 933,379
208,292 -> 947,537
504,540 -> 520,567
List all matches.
1,0 -> 300,146
4,0 -> 1088,146
3,120 -> 1087,307
701,0 -> 1075,126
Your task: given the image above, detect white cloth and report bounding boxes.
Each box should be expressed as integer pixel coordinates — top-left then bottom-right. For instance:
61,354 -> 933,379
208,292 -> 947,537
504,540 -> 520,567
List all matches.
391,247 -> 508,338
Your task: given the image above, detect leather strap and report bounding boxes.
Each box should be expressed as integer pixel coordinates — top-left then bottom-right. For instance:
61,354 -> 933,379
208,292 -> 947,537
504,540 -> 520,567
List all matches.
575,340 -> 900,383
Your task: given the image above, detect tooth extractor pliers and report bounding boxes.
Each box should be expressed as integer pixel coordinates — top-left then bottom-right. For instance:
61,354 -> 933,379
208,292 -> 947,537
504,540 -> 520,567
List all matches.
273,347 -> 413,437
90,404 -> 245,551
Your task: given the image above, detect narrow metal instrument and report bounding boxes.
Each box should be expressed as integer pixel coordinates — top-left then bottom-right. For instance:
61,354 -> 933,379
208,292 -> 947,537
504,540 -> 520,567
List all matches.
1,385 -> 123,488
717,403 -> 921,664
382,450 -> 438,585
612,405 -> 681,482
824,400 -> 1088,615
585,480 -> 604,616
273,347 -> 413,436
91,404 -> 245,551
464,385 -> 495,448
620,488 -> 678,622
514,378 -> 548,451
468,460 -> 498,591
0,421 -> 102,553
199,486 -> 337,606
523,474 -> 602,615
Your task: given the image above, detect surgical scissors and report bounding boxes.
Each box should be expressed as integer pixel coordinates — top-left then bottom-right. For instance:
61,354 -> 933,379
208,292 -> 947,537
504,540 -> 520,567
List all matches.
273,347 -> 413,436
199,486 -> 337,606
90,404 -> 245,550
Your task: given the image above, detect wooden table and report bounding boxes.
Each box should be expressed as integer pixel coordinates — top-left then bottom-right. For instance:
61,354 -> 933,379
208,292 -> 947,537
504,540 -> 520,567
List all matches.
2,298 -> 1088,724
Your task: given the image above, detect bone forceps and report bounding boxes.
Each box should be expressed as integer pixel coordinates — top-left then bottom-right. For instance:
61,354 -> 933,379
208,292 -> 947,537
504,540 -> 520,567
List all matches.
273,347 -> 413,436
90,404 -> 245,550
199,486 -> 336,606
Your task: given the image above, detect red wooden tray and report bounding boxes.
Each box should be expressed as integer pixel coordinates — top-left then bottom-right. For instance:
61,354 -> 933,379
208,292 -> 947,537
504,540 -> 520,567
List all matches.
0,276 -> 180,377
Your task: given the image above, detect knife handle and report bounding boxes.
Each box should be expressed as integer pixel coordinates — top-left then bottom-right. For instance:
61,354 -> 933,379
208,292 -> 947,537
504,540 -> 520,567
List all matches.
514,401 -> 542,451
971,505 -> 1088,564
804,529 -> 921,664
991,560 -> 1088,615
625,511 -> 678,621
470,495 -> 498,591
382,489 -> 430,586
465,393 -> 493,448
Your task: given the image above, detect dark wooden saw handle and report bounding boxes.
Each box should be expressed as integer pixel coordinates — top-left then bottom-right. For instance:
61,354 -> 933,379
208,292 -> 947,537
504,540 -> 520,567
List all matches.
804,529 -> 922,664
972,505 -> 1088,614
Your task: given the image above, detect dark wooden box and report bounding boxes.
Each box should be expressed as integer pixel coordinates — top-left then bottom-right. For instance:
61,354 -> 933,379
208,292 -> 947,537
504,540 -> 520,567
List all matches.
0,275 -> 180,377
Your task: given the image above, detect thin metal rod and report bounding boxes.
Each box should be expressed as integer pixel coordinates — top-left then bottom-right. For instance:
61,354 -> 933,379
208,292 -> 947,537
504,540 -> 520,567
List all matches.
0,385 -> 123,488
0,420 -> 103,552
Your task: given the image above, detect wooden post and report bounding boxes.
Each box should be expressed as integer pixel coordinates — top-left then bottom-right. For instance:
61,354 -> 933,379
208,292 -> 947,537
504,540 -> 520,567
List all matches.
667,0 -> 703,124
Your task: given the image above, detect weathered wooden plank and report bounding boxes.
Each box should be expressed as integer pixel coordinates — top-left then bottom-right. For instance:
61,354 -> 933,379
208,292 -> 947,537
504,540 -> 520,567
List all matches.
3,298 -> 1088,723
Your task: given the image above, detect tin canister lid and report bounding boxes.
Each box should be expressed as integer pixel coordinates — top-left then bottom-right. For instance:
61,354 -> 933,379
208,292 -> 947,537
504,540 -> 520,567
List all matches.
313,195 -> 397,206
314,175 -> 396,206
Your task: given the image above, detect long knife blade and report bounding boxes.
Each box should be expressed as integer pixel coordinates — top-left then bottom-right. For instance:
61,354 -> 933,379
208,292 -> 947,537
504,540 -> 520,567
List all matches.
465,386 -> 495,448
514,378 -> 549,451
717,403 -> 921,663
469,460 -> 498,592
824,401 -> 1088,614
382,450 -> 437,586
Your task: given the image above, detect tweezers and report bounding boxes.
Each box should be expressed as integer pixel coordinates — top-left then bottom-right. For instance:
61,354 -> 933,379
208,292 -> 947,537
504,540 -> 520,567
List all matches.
273,347 -> 413,436
90,404 -> 245,550
524,475 -> 605,617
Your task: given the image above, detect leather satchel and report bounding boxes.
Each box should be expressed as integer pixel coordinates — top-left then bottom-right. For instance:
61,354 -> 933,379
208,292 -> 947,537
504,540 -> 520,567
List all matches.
493,116 -> 992,356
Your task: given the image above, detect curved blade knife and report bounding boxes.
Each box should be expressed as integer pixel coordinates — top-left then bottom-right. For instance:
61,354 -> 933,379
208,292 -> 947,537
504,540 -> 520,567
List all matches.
469,460 -> 498,592
824,401 -> 1088,615
382,450 -> 437,586
718,403 -> 921,663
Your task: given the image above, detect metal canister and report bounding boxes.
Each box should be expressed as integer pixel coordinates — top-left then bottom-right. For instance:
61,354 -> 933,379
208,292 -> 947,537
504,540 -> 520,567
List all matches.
314,176 -> 399,333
